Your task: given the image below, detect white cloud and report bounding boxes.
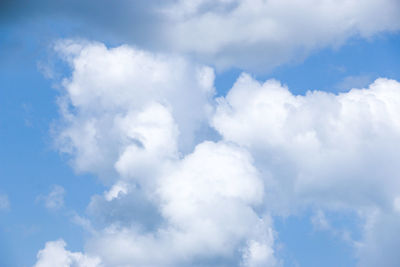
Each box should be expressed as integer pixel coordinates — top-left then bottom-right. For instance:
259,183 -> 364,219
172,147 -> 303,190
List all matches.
54,40 -> 215,181
47,40 -> 277,266
34,239 -> 102,267
0,194 -> 10,211
213,74 -> 400,264
113,102 -> 179,185
14,0 -> 400,71
162,0 -> 400,70
85,142 -> 277,266
104,181 -> 128,202
40,40 -> 400,266
213,75 -> 400,211
242,239 -> 277,267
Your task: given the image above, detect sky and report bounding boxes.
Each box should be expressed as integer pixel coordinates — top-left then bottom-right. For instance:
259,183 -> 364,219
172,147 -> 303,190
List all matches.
1,1 -> 400,267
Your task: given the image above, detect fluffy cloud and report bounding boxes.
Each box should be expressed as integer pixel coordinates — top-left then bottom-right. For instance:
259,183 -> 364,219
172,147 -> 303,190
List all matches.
34,239 -> 102,267
45,40 -> 277,266
54,142 -> 277,267
213,74 -> 400,265
54,40 -> 215,180
213,75 -> 400,211
37,39 -> 400,266
86,142 -> 276,267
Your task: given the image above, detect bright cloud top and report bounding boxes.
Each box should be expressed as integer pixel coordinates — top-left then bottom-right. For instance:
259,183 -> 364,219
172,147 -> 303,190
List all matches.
34,240 -> 101,267
212,74 -> 400,266
213,75 -> 400,210
34,41 -> 400,267
54,40 -> 215,179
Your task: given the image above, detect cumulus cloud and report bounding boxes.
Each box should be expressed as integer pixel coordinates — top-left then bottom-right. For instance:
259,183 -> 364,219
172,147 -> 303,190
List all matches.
212,74 -> 400,264
53,40 -> 215,180
43,40 -> 278,266
213,75 -> 400,211
35,40 -> 400,266
4,0 -> 400,71
34,239 -> 102,267
86,142 -> 277,267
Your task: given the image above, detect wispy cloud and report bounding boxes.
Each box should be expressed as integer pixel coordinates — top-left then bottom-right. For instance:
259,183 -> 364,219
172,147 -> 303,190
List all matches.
334,74 -> 374,92
37,185 -> 65,211
0,194 -> 10,211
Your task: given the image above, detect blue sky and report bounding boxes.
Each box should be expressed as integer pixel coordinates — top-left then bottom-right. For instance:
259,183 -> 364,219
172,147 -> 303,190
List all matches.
1,1 -> 400,267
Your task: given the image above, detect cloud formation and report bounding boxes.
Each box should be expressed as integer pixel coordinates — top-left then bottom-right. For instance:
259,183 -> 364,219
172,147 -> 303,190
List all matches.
42,40 -> 279,267
34,40 -> 400,266
163,0 -> 400,70
212,74 -> 400,265
86,142 -> 276,267
53,40 -> 215,180
34,240 -> 101,267
3,0 -> 400,71
213,75 -> 400,212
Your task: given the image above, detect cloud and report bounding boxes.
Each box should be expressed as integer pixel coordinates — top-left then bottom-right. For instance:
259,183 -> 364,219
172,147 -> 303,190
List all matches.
212,74 -> 400,264
85,142 -> 277,267
36,40 -> 400,266
213,75 -> 400,210
163,0 -> 400,70
356,209 -> 400,267
37,185 -> 66,210
3,0 -> 400,71
334,75 -> 374,92
0,194 -> 10,211
242,239 -> 277,267
38,40 -> 279,266
34,239 -> 102,267
53,40 -> 215,180
311,210 -> 331,231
